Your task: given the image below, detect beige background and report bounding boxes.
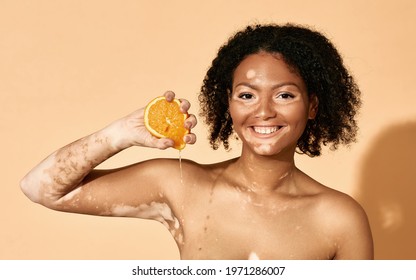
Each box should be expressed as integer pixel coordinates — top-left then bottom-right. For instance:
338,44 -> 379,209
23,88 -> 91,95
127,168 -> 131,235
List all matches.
1,0 -> 415,259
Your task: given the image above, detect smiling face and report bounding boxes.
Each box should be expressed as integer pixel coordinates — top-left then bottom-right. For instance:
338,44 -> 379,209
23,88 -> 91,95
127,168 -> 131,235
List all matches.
229,52 -> 318,157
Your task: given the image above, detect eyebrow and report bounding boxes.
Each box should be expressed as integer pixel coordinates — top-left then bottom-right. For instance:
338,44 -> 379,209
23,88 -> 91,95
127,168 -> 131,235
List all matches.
234,82 -> 302,90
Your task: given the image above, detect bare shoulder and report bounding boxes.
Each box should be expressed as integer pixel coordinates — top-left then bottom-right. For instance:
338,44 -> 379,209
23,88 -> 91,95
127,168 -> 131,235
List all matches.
296,170 -> 367,223
317,186 -> 367,222
179,157 -> 235,183
151,157 -> 231,199
302,174 -> 373,259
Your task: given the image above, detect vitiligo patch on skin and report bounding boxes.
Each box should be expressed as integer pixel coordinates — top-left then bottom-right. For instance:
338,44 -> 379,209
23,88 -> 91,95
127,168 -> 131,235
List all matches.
58,186 -> 82,203
255,143 -> 273,154
21,154 -> 58,203
246,69 -> 256,79
110,202 -> 181,232
248,252 -> 260,260
25,135 -> 109,205
111,202 -> 174,221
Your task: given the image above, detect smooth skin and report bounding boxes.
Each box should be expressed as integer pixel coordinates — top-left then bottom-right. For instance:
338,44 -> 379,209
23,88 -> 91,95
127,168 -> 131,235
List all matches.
20,52 -> 373,260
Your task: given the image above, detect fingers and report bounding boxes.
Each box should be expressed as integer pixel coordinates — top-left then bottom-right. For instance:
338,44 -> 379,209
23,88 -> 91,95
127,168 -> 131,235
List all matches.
184,115 -> 197,145
163,90 -> 175,102
162,90 -> 197,146
179,99 -> 191,114
163,90 -> 191,114
154,134 -> 196,149
184,114 -> 197,130
184,133 -> 197,145
153,137 -> 175,150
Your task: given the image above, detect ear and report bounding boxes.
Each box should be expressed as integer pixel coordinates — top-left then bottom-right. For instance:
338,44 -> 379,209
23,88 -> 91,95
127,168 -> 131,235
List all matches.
308,94 -> 319,120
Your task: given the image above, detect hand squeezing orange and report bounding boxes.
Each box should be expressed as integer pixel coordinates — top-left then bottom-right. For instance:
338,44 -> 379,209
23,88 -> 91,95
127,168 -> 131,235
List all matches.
144,96 -> 189,150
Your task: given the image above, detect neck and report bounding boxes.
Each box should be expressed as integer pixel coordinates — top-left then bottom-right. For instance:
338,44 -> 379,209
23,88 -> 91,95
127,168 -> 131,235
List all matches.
232,147 -> 297,194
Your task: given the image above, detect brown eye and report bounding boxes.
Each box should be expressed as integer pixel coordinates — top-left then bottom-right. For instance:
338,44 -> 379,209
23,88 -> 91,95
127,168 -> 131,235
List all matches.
277,92 -> 294,99
239,93 -> 254,100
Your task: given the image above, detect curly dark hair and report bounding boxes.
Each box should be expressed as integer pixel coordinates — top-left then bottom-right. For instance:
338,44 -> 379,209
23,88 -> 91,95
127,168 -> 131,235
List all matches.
198,23 -> 361,157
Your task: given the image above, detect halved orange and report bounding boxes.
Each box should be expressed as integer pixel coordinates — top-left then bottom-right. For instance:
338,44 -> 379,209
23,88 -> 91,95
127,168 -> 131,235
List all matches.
144,96 -> 189,150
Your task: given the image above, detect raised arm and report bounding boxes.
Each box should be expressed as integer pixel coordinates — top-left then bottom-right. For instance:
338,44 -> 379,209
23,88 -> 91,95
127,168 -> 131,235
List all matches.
20,91 -> 196,216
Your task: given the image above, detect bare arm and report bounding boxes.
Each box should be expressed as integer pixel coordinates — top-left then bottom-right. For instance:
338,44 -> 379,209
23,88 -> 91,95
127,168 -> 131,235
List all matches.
20,91 -> 196,215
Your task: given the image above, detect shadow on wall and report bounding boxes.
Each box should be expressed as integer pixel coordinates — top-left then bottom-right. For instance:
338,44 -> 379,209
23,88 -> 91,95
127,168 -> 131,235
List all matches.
356,121 -> 416,259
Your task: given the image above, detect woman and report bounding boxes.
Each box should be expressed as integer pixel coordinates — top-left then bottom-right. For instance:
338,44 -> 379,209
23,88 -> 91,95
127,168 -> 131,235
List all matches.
20,23 -> 373,259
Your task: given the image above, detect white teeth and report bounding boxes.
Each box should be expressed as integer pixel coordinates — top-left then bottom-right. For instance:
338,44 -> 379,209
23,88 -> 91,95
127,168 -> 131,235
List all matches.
253,126 -> 279,134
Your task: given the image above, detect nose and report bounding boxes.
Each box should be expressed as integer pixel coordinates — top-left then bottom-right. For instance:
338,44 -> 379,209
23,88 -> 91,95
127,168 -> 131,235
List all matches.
255,99 -> 276,120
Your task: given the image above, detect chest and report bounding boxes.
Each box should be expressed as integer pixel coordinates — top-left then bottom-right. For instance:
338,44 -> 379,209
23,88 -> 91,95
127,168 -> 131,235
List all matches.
178,188 -> 335,259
